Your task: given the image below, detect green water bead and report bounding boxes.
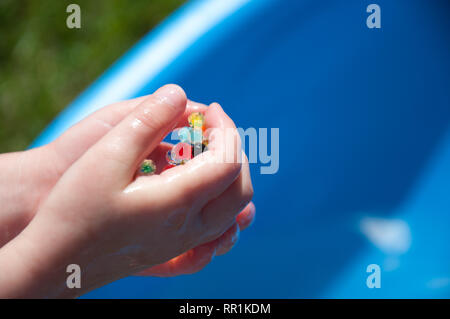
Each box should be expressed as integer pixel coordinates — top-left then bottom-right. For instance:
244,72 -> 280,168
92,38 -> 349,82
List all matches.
140,160 -> 156,174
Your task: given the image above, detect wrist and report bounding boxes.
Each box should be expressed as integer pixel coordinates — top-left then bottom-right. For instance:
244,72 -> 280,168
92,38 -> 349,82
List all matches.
0,220 -> 87,298
0,208 -> 151,298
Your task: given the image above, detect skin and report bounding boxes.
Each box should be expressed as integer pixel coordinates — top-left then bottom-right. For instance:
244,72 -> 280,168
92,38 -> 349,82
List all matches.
0,84 -> 255,298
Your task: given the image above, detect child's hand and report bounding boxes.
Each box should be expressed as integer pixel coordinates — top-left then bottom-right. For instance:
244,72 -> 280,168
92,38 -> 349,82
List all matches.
0,85 -> 254,298
0,87 -> 255,280
0,93 -> 215,246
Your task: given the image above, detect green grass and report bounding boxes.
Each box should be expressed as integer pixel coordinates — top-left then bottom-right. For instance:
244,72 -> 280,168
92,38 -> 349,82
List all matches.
0,0 -> 185,152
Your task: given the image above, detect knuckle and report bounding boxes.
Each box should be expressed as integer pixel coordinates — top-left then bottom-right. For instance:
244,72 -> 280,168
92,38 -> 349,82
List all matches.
222,160 -> 242,181
165,208 -> 189,232
197,210 -> 221,241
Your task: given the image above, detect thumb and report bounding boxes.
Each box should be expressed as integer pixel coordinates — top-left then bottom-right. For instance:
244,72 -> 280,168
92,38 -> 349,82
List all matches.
81,84 -> 187,186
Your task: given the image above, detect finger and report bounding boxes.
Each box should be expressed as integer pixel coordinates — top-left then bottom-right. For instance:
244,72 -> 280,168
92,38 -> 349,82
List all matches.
136,240 -> 217,277
215,223 -> 240,256
214,203 -> 255,256
205,203 -> 255,257
198,151 -> 253,237
80,84 -> 187,186
136,203 -> 253,277
49,96 -> 146,174
137,221 -> 237,277
236,201 -> 256,231
52,98 -> 207,172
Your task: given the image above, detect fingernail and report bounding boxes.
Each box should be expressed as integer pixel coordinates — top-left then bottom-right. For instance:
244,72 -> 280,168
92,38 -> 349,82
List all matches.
153,84 -> 186,107
246,202 -> 256,227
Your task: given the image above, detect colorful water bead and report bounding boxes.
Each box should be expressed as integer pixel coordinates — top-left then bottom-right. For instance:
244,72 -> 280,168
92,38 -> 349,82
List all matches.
166,142 -> 192,165
139,159 -> 156,175
177,127 -> 192,143
166,150 -> 181,165
188,112 -> 205,129
192,142 -> 208,158
165,112 -> 208,169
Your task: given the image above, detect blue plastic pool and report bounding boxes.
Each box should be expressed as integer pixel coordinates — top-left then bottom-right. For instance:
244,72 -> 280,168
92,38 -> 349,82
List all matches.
32,0 -> 450,298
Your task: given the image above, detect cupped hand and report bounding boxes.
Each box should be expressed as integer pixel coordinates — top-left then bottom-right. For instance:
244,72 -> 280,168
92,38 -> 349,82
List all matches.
0,86 -> 255,280
0,85 -> 254,298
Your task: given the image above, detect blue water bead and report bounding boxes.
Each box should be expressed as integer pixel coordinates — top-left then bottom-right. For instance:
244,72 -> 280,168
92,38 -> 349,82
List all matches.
177,127 -> 192,143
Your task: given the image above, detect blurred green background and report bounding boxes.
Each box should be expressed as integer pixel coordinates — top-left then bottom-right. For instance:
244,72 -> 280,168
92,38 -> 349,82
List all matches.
0,0 -> 184,152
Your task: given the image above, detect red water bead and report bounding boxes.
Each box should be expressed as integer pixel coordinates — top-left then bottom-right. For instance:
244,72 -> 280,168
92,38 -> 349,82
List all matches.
172,142 -> 192,161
